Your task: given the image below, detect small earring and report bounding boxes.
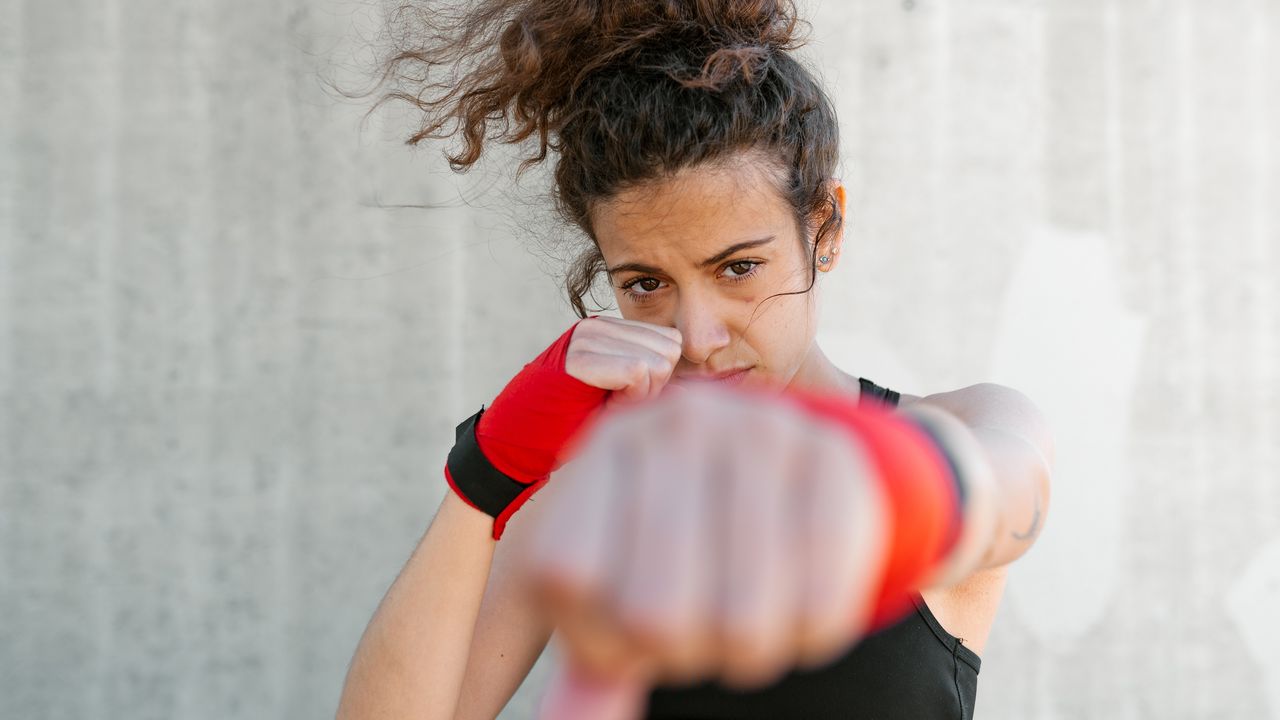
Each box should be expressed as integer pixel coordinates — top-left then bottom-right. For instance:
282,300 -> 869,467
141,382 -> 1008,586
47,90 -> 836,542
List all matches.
819,255 -> 830,264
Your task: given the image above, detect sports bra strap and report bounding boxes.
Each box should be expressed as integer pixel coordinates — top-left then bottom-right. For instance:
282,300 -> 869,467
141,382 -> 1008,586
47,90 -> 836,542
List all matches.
858,377 -> 901,408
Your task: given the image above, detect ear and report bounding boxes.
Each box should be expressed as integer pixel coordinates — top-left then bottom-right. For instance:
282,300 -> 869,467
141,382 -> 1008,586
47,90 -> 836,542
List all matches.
817,179 -> 847,273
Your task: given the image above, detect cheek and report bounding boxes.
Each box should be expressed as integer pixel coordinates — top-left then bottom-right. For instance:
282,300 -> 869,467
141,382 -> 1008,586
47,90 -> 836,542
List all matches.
744,305 -> 806,359
762,298 -> 816,368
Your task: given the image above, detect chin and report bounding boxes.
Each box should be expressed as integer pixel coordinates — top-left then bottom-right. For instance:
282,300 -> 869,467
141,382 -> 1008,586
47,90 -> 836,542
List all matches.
742,369 -> 787,393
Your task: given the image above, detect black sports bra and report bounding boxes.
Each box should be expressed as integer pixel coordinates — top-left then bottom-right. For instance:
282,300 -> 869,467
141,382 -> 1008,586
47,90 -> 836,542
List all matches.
643,377 -> 981,719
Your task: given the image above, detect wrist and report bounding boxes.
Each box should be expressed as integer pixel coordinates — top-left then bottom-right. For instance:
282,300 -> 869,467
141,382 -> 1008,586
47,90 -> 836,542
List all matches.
898,404 -> 1002,589
439,476 -> 500,541
450,318 -> 610,541
780,388 -> 961,629
447,406 -> 555,541
475,319 -> 610,484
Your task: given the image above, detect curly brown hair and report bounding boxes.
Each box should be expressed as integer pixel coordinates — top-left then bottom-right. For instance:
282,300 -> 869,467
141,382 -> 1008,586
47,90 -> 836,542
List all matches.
364,0 -> 842,318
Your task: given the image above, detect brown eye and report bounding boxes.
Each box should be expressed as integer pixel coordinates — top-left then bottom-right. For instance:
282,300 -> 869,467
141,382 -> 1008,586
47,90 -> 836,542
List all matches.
620,276 -> 665,300
725,260 -> 760,278
619,278 -> 660,294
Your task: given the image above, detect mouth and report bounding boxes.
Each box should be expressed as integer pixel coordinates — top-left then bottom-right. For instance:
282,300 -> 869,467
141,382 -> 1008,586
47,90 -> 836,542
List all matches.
676,366 -> 754,386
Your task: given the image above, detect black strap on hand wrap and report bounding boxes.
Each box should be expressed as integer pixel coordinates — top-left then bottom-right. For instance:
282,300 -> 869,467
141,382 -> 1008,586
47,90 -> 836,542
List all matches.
445,406 -> 530,518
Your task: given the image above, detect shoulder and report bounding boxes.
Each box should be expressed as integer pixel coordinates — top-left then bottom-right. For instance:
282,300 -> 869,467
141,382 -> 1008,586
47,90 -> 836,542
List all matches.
897,382 -> 1055,470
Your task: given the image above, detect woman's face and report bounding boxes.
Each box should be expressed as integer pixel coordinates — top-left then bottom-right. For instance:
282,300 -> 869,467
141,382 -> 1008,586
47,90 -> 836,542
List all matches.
591,155 -> 844,391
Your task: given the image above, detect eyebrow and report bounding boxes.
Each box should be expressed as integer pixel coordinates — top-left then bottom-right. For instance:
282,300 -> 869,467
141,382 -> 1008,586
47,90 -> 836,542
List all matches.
605,236 -> 777,277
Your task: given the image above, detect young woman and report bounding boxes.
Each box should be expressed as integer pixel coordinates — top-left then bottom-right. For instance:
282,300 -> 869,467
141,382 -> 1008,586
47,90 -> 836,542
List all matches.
336,2 -> 1054,719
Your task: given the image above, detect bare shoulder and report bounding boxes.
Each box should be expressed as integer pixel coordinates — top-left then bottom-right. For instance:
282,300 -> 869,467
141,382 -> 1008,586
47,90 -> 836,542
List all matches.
898,383 -> 1055,468
896,390 -> 925,406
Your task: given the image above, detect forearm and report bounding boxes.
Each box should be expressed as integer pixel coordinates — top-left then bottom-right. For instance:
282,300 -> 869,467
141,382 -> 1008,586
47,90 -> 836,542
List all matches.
907,383 -> 1055,575
336,491 -> 497,720
964,425 -> 1051,570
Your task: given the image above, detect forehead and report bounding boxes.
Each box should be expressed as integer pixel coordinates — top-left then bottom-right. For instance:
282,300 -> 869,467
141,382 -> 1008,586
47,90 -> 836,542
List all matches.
591,157 -> 797,263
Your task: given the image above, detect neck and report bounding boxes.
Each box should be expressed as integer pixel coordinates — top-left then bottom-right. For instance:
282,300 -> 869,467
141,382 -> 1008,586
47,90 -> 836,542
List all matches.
785,342 -> 861,400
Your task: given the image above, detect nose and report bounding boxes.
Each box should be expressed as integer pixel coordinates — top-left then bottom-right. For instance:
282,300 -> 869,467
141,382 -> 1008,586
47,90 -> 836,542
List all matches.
674,290 -> 732,365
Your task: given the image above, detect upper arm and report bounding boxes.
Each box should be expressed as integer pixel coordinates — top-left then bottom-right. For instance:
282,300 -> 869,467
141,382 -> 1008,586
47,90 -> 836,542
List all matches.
451,483 -> 562,720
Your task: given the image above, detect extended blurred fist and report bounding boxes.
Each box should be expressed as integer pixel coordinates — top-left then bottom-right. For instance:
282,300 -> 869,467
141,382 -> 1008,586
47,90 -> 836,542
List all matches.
519,384 -> 892,720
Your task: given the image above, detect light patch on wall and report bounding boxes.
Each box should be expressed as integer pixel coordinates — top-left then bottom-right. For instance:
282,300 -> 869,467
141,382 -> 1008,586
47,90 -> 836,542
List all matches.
988,227 -> 1146,648
1225,535 -> 1280,719
815,328 -> 926,399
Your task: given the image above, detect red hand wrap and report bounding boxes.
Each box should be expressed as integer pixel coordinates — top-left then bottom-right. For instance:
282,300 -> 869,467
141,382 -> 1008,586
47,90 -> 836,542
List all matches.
446,317 -> 610,540
782,388 -> 964,632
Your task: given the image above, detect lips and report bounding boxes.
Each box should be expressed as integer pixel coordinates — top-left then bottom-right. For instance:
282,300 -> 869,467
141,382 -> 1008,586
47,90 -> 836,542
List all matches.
676,366 -> 753,385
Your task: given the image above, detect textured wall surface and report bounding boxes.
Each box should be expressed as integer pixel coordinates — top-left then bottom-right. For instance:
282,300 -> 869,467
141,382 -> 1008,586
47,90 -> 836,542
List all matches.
2,0 -> 1278,718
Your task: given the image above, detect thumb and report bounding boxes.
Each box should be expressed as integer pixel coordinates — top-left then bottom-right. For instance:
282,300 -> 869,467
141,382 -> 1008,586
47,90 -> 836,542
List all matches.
538,659 -> 648,720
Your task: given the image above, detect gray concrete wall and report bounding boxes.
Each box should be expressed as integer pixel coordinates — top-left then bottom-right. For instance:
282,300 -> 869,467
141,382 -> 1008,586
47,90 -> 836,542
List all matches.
2,0 -> 1277,718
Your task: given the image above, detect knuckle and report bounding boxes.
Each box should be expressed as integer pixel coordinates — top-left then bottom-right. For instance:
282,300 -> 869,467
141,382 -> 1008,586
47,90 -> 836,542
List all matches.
566,332 -> 589,351
619,615 -> 684,657
719,645 -> 789,689
572,319 -> 602,342
663,337 -> 683,358
794,628 -> 848,670
627,358 -> 650,380
657,642 -> 716,683
718,616 -> 771,655
647,322 -> 679,341
617,602 -> 701,652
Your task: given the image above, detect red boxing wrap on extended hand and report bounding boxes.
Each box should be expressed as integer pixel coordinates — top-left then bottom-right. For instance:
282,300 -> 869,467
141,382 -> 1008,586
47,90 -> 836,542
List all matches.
445,317 -> 610,540
782,388 -> 964,632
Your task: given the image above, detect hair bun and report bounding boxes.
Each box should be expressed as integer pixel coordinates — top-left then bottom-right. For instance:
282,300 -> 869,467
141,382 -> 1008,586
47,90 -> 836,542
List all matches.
611,0 -> 802,45
671,0 -> 802,47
